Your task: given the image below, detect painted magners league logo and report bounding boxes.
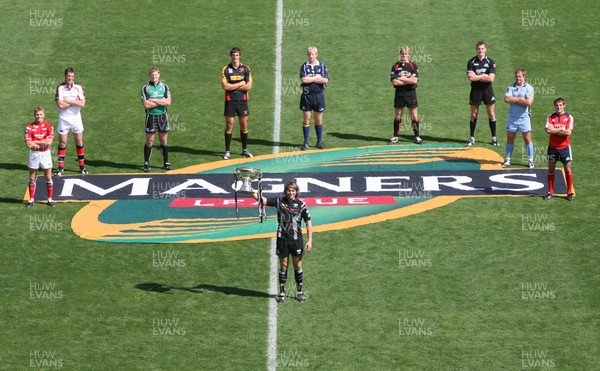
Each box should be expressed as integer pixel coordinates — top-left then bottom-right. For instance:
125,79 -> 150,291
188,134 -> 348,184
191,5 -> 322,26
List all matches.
39,144 -> 566,243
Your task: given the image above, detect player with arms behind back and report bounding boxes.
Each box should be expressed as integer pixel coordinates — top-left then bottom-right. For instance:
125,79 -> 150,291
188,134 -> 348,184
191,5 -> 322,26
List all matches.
543,97 -> 575,201
24,107 -> 55,208
254,182 -> 313,303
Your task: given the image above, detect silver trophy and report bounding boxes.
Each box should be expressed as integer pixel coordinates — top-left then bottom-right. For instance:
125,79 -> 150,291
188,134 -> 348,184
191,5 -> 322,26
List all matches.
234,167 -> 262,194
233,167 -> 266,222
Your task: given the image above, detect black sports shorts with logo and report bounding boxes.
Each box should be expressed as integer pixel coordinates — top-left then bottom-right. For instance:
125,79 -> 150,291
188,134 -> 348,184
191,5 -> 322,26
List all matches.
145,113 -> 170,133
224,100 -> 249,117
469,86 -> 495,106
394,90 -> 418,108
276,238 -> 304,257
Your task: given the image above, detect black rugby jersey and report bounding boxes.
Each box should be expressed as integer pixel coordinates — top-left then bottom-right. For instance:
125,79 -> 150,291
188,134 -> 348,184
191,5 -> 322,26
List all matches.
266,196 -> 311,241
467,56 -> 496,90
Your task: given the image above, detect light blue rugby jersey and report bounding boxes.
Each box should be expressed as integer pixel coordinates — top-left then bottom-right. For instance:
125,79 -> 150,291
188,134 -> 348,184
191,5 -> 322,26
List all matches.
505,82 -> 534,118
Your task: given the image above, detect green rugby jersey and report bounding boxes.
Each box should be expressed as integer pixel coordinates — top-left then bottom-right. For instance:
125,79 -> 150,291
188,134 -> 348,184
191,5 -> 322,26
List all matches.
141,81 -> 171,115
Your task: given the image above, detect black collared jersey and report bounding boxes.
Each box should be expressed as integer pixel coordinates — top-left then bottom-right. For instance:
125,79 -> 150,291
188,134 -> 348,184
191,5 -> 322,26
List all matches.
221,63 -> 253,101
390,61 -> 419,91
467,56 -> 496,90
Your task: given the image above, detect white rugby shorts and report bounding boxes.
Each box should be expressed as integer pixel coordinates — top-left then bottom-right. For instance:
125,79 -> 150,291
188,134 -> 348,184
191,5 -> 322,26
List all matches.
28,150 -> 53,170
57,116 -> 84,135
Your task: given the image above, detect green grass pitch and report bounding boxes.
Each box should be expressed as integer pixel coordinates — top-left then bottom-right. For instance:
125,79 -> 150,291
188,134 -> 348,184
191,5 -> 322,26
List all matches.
2,0 -> 598,369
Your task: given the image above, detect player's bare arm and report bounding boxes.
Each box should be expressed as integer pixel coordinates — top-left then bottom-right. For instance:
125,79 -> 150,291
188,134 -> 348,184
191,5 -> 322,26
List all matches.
503,95 -> 513,104
301,75 -> 318,84
145,97 -> 171,107
222,80 -> 246,91
392,77 -> 406,87
467,71 -> 484,81
26,140 -> 38,149
403,75 -> 419,85
142,99 -> 157,109
235,80 -> 253,91
66,97 -> 86,108
545,126 -> 572,136
155,97 -> 171,106
559,128 -> 573,136
251,191 -> 267,206
56,99 -> 71,109
305,220 -> 313,252
479,72 -> 495,83
39,136 -> 53,146
517,96 -> 534,106
26,136 -> 53,149
504,95 -> 533,106
60,97 -> 85,108
522,96 -> 534,106
392,75 -> 417,86
313,75 -> 328,84
301,74 -> 327,84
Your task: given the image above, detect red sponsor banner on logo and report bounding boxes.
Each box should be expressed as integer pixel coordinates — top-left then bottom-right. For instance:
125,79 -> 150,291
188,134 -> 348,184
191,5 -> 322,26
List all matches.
169,195 -> 397,208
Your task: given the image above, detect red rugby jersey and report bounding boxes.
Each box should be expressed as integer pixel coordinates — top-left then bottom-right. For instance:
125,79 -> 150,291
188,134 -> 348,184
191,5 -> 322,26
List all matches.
545,112 -> 574,150
25,121 -> 54,151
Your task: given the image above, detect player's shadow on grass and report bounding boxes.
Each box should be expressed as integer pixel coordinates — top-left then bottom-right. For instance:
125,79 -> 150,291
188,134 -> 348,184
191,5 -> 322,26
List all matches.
134,282 -> 272,298
246,138 -> 298,150
0,197 -> 27,204
0,162 -> 29,171
85,159 -> 143,171
438,155 -> 500,167
328,132 -> 465,145
168,145 -> 222,157
416,135 -> 466,145
392,134 -> 468,145
328,131 -> 385,142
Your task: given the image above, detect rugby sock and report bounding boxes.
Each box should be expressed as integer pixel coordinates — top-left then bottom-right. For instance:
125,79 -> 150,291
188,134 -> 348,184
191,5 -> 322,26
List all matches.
315,124 -> 323,143
57,146 -> 66,169
76,145 -> 85,167
294,269 -> 304,293
160,144 -> 169,164
393,119 -> 401,137
412,119 -> 420,137
505,143 -> 514,161
28,180 -> 36,201
565,171 -> 574,195
489,119 -> 497,137
302,124 -> 310,144
279,270 -> 287,294
224,131 -> 233,152
46,181 -> 53,200
547,172 -> 555,195
144,145 -> 152,163
469,119 -> 477,137
526,142 -> 534,162
240,130 -> 248,150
